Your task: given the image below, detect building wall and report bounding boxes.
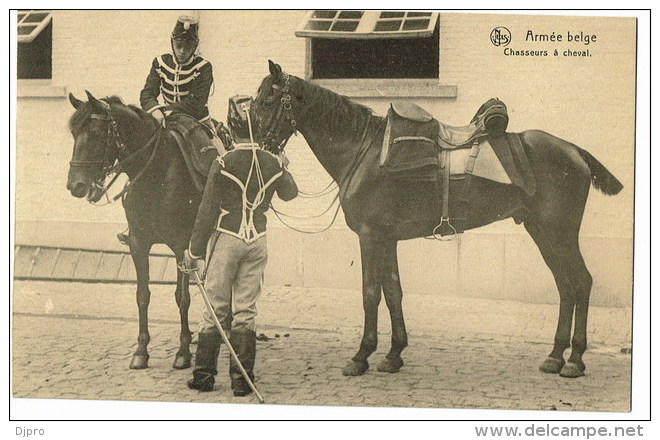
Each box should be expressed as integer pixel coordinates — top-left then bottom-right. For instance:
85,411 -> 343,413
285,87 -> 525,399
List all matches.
15,11 -> 636,307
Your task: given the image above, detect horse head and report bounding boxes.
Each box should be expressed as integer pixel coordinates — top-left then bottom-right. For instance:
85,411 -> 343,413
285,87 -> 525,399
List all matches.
252,60 -> 302,154
66,91 -> 152,203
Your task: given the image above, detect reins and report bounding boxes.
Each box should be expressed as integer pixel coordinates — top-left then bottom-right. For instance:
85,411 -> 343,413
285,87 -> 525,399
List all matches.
110,128 -> 163,202
270,193 -> 342,234
297,180 -> 338,199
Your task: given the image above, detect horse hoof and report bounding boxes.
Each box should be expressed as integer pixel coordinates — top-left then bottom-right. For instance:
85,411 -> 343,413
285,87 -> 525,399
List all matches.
377,357 -> 403,373
173,354 -> 192,370
129,354 -> 149,370
559,362 -> 585,378
342,360 -> 369,376
539,356 -> 565,374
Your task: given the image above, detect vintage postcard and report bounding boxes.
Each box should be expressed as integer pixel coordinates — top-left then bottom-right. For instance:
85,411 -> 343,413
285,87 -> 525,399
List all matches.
10,9 -> 649,429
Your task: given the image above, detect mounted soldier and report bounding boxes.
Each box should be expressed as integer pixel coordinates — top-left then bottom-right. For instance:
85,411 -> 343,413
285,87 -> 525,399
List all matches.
140,15 -> 213,128
184,95 -> 298,395
119,15 -> 230,245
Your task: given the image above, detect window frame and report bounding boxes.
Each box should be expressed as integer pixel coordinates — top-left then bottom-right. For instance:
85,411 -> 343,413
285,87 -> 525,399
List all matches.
297,11 -> 456,98
296,10 -> 439,39
17,10 -> 53,43
16,10 -> 67,98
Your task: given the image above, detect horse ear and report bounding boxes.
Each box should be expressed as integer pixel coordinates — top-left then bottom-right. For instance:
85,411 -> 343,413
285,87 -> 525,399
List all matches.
85,90 -> 105,112
268,60 -> 282,77
68,93 -> 84,110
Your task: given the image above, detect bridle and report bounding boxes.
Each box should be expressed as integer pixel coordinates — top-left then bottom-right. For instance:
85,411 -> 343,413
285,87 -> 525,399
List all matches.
69,99 -> 162,204
260,71 -> 298,154
69,99 -> 126,176
257,71 -> 346,233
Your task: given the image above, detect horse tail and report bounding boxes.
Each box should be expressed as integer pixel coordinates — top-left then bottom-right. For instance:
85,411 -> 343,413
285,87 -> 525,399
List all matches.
576,147 -> 624,195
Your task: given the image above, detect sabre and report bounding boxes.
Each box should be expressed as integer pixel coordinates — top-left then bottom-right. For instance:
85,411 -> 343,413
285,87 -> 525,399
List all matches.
182,266 -> 265,404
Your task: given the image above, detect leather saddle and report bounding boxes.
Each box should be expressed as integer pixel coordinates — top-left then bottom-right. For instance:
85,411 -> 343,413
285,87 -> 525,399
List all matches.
166,114 -> 229,192
438,98 -> 509,148
380,99 -> 509,179
378,99 -> 534,194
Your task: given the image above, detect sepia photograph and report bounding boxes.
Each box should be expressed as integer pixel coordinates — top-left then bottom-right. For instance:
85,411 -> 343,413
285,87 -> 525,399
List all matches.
9,7 -> 650,432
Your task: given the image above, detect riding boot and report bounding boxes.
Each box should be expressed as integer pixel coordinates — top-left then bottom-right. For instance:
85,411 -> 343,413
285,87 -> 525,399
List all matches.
117,228 -> 130,246
229,329 -> 256,397
188,331 -> 222,391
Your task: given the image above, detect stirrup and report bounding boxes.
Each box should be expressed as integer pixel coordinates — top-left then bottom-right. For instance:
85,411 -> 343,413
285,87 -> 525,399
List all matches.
432,217 -> 457,241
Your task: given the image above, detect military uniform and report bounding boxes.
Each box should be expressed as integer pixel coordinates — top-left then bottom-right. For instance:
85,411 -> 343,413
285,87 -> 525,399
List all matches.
139,15 -> 213,124
140,53 -> 213,124
187,131 -> 298,394
118,16 -> 217,247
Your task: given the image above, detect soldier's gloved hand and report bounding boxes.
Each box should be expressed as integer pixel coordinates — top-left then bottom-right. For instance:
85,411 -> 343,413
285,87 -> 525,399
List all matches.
278,151 -> 290,169
183,249 -> 205,273
152,109 -> 166,127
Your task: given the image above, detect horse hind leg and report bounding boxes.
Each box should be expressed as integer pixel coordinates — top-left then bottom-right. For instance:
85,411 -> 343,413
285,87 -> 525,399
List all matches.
342,232 -> 384,376
172,261 -> 192,369
525,221 -> 591,378
377,239 -> 407,373
550,249 -> 592,378
563,256 -> 592,377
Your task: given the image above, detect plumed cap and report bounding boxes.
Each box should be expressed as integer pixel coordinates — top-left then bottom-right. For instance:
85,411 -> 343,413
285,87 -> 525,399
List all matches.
227,95 -> 254,140
171,15 -> 199,41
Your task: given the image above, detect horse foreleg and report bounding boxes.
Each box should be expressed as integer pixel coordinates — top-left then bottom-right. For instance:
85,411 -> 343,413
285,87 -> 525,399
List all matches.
172,265 -> 192,369
377,239 -> 407,373
343,232 -> 384,376
129,244 -> 151,369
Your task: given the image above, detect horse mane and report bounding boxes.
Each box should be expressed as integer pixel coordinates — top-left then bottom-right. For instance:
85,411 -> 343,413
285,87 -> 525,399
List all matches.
297,77 -> 379,134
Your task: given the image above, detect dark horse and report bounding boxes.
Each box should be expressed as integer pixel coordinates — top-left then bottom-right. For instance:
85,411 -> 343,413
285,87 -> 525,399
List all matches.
252,61 -> 623,378
66,91 -> 202,370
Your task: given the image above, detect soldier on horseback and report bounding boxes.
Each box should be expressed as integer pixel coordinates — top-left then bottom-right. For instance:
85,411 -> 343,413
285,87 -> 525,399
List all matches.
140,15 -> 213,128
118,15 -> 228,245
184,95 -> 298,395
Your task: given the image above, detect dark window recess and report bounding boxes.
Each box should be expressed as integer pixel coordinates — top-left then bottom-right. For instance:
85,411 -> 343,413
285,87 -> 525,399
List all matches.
17,20 -> 52,79
311,25 -> 439,79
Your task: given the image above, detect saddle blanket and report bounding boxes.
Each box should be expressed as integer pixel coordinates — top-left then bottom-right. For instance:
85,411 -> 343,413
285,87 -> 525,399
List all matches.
449,140 -> 510,182
448,134 -> 536,197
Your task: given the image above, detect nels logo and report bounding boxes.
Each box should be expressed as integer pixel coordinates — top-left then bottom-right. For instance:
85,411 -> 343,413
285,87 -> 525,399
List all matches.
490,27 -> 511,47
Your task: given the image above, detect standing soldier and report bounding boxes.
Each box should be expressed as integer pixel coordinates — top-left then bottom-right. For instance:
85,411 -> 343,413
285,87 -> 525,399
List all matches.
184,95 -> 298,396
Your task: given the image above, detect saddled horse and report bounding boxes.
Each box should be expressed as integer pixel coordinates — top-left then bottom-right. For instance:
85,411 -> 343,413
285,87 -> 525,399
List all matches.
66,91 -> 217,370
252,61 -> 624,378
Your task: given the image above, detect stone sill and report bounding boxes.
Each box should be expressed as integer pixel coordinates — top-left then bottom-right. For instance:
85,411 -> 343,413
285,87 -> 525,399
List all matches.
17,80 -> 67,98
311,79 -> 457,99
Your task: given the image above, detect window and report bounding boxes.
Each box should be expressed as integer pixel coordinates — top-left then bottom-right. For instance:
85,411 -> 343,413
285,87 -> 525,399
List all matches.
297,10 -> 438,39
297,11 -> 440,80
17,10 -> 53,80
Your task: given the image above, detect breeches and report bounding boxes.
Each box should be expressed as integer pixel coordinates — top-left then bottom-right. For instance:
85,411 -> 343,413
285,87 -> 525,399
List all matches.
200,233 -> 268,334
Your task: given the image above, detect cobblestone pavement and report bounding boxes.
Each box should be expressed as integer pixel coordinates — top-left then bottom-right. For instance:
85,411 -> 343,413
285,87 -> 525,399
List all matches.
12,280 -> 631,412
